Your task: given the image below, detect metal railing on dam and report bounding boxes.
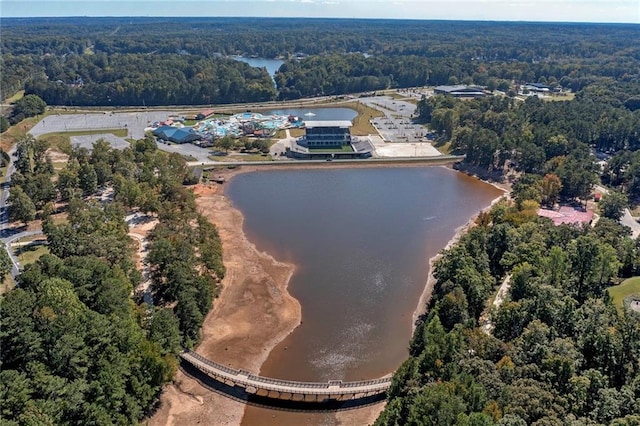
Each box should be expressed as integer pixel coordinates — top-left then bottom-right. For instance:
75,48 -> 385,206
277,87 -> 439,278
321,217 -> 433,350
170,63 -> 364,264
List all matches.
180,350 -> 393,402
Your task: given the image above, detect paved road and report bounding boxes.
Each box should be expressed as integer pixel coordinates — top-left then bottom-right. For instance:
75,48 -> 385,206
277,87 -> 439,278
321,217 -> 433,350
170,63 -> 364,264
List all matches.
621,208 -> 640,239
595,185 -> 640,239
187,155 -> 464,169
0,145 -> 47,279
0,146 -> 19,277
1,230 -> 45,279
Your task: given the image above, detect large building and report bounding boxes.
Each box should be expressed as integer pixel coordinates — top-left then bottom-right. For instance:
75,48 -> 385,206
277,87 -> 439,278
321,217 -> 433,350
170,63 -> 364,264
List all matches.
434,85 -> 486,97
286,120 -> 372,159
298,120 -> 353,148
153,125 -> 201,144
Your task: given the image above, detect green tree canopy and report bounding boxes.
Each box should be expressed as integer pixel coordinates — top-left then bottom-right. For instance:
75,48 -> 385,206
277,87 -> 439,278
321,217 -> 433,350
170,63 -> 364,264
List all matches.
12,94 -> 46,118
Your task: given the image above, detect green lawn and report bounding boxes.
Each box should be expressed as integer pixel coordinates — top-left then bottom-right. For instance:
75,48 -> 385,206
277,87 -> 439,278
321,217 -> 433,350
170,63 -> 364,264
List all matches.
16,243 -> 50,266
341,101 -> 385,136
0,275 -> 15,296
543,92 -> 576,102
308,145 -> 354,153
0,113 -> 51,151
213,153 -> 272,162
608,277 -> 640,312
3,90 -> 25,104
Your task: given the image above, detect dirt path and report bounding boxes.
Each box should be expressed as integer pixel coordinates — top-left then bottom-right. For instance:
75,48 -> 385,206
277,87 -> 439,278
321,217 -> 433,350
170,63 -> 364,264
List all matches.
480,274 -> 512,335
148,181 -> 301,426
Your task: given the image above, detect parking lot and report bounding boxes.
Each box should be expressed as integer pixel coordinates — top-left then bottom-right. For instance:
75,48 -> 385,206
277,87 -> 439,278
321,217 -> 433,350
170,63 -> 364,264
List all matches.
27,92 -> 442,162
70,133 -> 130,151
29,110 -> 215,162
358,96 -> 428,143
30,110 -> 176,139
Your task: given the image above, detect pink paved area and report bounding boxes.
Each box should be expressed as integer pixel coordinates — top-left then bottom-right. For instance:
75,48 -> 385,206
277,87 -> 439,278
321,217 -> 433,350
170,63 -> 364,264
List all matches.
537,206 -> 594,226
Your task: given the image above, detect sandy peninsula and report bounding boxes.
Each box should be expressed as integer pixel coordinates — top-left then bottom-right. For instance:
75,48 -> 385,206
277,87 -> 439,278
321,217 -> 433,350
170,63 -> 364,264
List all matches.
149,169 -> 302,426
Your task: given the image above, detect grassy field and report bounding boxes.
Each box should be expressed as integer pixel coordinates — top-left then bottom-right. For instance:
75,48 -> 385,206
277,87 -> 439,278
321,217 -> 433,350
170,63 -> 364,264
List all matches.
435,141 -> 452,155
3,90 -> 25,104
608,276 -> 640,312
16,243 -> 50,266
543,92 -> 576,102
214,153 -> 272,162
274,128 -> 305,139
341,101 -> 385,136
38,128 -> 128,154
0,275 -> 15,296
0,114 -> 50,151
309,145 -> 354,153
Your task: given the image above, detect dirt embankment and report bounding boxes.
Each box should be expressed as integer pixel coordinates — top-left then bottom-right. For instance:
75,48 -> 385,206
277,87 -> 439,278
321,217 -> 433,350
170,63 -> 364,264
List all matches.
149,176 -> 301,426
149,164 -> 507,426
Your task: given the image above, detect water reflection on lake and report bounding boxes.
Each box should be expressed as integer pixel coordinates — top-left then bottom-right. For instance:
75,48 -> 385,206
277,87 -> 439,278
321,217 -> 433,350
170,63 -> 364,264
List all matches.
265,108 -> 357,121
233,167 -> 502,425
231,56 -> 285,80
228,167 -> 502,382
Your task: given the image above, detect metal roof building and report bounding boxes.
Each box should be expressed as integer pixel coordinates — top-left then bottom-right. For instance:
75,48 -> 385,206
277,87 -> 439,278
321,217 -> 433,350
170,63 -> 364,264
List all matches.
434,85 -> 486,97
303,120 -> 353,128
153,125 -> 201,144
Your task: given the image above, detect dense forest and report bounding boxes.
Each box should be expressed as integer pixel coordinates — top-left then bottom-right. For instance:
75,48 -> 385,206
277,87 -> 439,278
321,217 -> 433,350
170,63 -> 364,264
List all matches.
376,201 -> 640,425
2,16 -> 640,425
1,18 -> 639,105
0,136 -> 224,424
417,84 -> 640,202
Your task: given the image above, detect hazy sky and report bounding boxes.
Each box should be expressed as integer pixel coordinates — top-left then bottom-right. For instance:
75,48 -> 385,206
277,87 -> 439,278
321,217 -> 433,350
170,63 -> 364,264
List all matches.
1,0 -> 639,23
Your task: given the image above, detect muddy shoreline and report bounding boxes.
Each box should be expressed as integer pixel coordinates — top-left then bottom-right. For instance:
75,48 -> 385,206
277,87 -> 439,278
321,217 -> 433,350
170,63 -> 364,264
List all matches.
148,162 -> 506,426
411,191 -> 507,330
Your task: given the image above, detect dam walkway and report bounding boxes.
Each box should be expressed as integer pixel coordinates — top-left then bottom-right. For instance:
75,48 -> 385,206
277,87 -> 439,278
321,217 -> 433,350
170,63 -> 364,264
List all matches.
180,350 -> 393,402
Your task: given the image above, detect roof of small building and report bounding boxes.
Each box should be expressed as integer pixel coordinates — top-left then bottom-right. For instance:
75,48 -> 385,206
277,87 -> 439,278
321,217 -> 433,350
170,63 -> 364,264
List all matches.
537,206 -> 594,226
304,120 -> 352,128
153,125 -> 199,142
524,83 -> 552,89
435,85 -> 467,92
435,85 -> 485,93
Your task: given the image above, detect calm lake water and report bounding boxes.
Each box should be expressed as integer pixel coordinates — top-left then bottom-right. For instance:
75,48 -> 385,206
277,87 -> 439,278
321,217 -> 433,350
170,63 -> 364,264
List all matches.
231,56 -> 285,81
265,107 -> 358,121
228,167 -> 502,425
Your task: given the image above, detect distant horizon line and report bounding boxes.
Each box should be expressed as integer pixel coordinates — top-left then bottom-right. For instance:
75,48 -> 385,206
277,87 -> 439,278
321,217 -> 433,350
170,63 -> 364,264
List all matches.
1,16 -> 639,25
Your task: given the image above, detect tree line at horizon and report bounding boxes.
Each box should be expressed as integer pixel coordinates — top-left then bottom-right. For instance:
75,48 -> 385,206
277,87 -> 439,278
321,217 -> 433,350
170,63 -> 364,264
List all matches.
1,18 -> 639,106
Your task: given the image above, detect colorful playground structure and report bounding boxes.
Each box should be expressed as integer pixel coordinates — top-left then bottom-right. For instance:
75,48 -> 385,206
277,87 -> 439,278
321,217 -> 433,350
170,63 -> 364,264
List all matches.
150,111 -> 304,144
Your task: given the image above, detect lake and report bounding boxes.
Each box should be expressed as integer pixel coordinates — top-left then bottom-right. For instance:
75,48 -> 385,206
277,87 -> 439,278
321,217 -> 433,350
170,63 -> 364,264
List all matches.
265,107 -> 358,121
227,167 -> 502,424
231,56 -> 285,82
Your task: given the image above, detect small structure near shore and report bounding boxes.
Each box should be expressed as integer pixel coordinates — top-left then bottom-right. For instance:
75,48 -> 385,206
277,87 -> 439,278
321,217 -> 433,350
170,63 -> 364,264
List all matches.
537,205 -> 593,227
